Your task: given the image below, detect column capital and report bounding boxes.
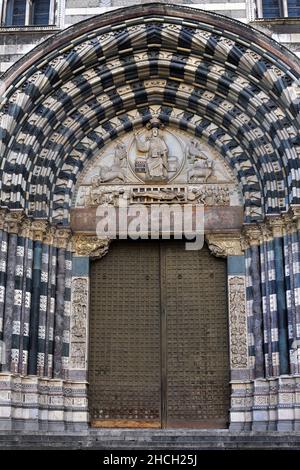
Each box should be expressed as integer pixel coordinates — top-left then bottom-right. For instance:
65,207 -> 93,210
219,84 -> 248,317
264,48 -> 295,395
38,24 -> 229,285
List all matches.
266,215 -> 286,237
242,224 -> 262,246
31,220 -> 49,242
0,209 -> 7,231
289,205 -> 300,230
4,211 -> 25,234
54,228 -> 72,249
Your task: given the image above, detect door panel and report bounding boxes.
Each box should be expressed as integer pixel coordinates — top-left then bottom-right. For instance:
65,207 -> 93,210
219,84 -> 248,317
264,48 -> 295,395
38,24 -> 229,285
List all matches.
164,242 -> 229,428
89,241 -> 161,428
89,240 -> 230,429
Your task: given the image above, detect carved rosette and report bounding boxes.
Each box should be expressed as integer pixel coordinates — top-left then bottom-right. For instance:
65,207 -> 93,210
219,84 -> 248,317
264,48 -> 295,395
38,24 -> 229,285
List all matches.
70,278 -> 88,370
228,276 -> 248,369
205,233 -> 244,257
72,234 -> 111,259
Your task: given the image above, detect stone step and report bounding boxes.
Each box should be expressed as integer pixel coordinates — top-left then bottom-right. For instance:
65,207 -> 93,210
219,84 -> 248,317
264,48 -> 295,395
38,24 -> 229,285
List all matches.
1,431 -> 300,449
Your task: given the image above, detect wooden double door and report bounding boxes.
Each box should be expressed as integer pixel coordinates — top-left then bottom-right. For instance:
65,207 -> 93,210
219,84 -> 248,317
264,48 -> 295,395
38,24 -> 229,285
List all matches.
89,240 -> 230,428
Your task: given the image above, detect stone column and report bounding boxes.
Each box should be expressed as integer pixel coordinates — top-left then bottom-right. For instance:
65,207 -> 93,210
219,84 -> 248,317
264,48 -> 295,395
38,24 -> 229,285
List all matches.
289,207 -> 300,374
2,212 -> 24,371
244,226 -> 265,379
19,220 -> 34,375
28,220 -> 48,375
53,229 -> 71,379
69,256 -> 89,382
206,232 -> 249,431
0,210 -> 8,361
268,217 -> 289,376
67,235 -> 110,429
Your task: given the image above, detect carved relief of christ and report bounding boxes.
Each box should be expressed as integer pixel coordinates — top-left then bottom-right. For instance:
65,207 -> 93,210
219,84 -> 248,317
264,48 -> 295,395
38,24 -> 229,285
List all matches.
134,126 -> 169,180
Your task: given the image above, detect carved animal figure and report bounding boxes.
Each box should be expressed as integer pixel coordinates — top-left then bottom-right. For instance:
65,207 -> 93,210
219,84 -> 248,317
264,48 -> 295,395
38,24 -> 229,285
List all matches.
188,161 -> 214,183
98,165 -> 126,182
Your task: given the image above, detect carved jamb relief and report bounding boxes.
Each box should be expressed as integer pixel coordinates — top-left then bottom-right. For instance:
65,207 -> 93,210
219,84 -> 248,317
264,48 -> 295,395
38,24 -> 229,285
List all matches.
69,277 -> 88,370
228,276 -> 248,369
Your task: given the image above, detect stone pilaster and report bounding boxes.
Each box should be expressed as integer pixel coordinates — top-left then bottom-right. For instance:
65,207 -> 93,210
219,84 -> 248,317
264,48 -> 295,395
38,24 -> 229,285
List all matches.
69,257 -> 89,383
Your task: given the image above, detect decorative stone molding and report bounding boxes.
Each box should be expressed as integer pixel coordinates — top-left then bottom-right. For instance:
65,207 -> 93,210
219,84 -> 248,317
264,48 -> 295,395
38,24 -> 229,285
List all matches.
70,278 -> 88,370
205,233 -> 244,257
228,276 -> 248,369
72,234 -> 110,259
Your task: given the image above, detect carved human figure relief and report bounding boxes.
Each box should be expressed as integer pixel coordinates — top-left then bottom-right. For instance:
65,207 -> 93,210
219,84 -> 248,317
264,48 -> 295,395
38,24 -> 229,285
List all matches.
70,277 -> 88,369
72,118 -> 242,209
186,139 -> 215,183
134,120 -> 169,180
96,141 -> 128,183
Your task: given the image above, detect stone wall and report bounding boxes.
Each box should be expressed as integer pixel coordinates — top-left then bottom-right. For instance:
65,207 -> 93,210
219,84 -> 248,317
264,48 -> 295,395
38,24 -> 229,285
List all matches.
4,0 -> 299,76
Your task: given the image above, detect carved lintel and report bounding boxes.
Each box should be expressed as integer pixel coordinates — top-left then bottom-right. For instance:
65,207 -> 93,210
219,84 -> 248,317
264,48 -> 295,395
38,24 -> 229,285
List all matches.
72,234 -> 111,259
205,233 -> 243,257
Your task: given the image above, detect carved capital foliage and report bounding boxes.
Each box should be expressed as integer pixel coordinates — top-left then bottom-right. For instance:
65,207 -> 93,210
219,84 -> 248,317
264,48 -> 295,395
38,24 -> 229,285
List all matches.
72,234 -> 111,259
205,233 -> 244,257
5,211 -> 25,234
19,217 -> 33,238
242,224 -> 262,246
54,229 -> 72,249
43,226 -> 57,245
266,215 -> 286,237
0,209 -> 7,230
31,219 -> 49,241
242,214 -> 299,248
289,205 -> 300,231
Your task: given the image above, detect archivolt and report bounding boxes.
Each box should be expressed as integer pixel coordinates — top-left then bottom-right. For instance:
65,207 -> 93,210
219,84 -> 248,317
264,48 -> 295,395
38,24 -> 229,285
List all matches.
0,4 -> 299,224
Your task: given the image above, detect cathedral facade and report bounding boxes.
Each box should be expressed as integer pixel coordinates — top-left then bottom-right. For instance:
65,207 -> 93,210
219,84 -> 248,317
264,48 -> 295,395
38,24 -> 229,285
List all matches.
0,1 -> 300,435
